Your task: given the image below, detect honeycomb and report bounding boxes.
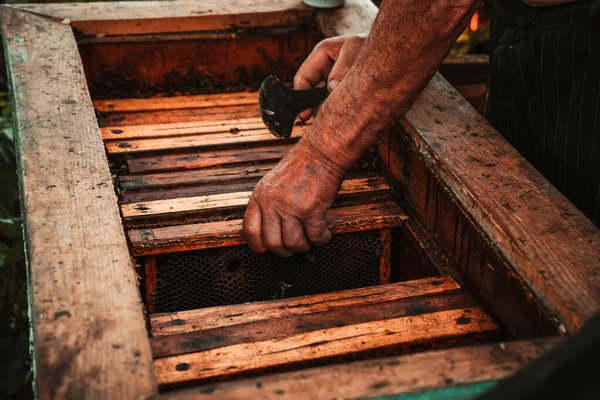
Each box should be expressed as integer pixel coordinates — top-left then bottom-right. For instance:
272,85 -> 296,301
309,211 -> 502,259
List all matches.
152,230 -> 383,312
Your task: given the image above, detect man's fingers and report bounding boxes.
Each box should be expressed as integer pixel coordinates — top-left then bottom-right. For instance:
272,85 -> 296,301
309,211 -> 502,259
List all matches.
262,212 -> 293,258
243,198 -> 267,254
282,216 -> 312,253
327,39 -> 363,92
294,47 -> 335,90
294,41 -> 339,121
304,215 -> 332,247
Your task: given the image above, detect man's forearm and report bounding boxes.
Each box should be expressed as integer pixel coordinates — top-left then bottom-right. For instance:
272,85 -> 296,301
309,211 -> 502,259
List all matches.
302,0 -> 478,172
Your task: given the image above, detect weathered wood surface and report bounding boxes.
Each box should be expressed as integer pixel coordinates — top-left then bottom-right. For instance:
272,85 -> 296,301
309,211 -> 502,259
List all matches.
378,128 -> 559,339
154,307 -> 498,386
94,93 -> 258,114
151,276 -> 461,335
128,202 -> 408,256
105,127 -> 303,154
0,7 -> 157,399
150,281 -> 475,359
390,73 -> 600,334
99,104 -> 261,127
155,338 -> 560,400
121,176 -> 391,219
379,228 -> 392,284
9,0 -> 315,36
101,117 -> 265,140
119,163 -> 276,191
126,143 -> 292,174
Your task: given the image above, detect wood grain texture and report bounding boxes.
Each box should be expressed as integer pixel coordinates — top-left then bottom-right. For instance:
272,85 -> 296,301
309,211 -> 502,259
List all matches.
101,117 -> 265,140
128,202 -> 408,256
154,338 -> 561,400
99,104 -> 261,127
121,176 -> 391,219
118,170 -> 385,204
0,7 -> 157,399
9,0 -> 315,36
126,143 -> 292,174
378,128 -> 558,339
145,256 -> 158,315
119,163 -> 276,191
105,127 -> 305,154
94,92 -> 257,114
150,276 -> 461,336
154,307 -> 498,386
399,73 -> 600,333
379,228 -> 392,284
150,291 -> 477,359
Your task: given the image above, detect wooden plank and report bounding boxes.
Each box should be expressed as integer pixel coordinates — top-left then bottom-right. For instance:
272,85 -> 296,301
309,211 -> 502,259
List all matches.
154,307 -> 499,386
151,276 -> 461,335
0,7 -> 157,399
398,73 -> 600,333
99,105 -> 261,128
155,338 -> 560,400
126,143 -> 291,174
380,228 -> 392,284
119,168 -> 381,204
145,256 -> 158,315
128,201 -> 408,256
105,126 -> 306,154
101,117 -> 265,140
122,176 -> 391,219
10,0 -> 316,36
120,163 -> 276,190
122,175 -> 391,207
378,128 -> 558,339
94,92 -> 257,114
151,291 -> 479,359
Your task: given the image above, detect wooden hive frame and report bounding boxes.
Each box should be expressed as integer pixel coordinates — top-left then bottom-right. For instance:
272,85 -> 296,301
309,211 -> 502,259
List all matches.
1,0 -> 599,399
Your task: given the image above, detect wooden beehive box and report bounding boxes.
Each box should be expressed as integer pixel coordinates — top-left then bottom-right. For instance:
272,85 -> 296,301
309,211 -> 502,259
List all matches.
1,1 -> 599,399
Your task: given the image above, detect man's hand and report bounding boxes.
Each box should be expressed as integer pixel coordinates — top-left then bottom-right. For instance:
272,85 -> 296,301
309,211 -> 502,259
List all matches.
243,0 -> 478,257
243,141 -> 344,257
294,35 -> 366,121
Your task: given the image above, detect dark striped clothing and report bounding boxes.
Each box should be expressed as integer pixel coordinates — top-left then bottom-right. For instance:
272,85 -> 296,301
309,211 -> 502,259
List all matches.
485,0 -> 600,226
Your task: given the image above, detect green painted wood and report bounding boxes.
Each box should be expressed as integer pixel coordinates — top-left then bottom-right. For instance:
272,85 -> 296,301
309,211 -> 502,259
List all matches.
371,381 -> 497,400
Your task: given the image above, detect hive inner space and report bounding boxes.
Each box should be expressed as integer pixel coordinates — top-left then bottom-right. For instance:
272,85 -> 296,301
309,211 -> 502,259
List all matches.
79,15 -> 513,391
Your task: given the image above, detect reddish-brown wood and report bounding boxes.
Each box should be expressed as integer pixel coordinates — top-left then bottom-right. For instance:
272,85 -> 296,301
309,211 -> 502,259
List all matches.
378,127 -> 559,339
154,307 -> 498,386
106,128 -> 304,154
145,256 -> 158,315
80,30 -> 319,100
98,104 -> 262,127
151,289 -> 476,359
118,170 -> 383,204
9,0 -> 316,36
379,73 -> 600,334
126,143 -> 292,174
128,202 -> 408,256
150,276 -> 461,336
379,228 -> 392,284
121,176 -> 391,220
95,93 -> 258,114
101,117 -> 265,140
155,338 -> 561,400
119,163 -> 276,191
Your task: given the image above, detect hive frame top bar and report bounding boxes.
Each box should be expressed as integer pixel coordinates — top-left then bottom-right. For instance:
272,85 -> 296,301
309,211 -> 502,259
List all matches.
1,0 -> 599,399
